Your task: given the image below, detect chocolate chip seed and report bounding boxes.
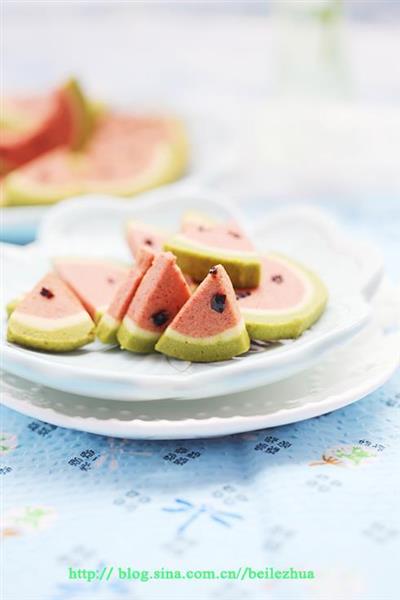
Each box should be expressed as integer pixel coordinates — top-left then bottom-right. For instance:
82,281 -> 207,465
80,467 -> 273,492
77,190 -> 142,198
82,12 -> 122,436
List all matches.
144,238 -> 153,246
271,274 -> 284,284
236,290 -> 252,300
151,310 -> 169,327
211,293 -> 226,313
40,287 -> 54,299
209,266 -> 218,276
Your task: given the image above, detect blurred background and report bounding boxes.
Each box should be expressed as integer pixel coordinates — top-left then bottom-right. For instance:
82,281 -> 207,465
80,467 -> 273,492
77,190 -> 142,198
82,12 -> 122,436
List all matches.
2,7 -> 400,600
2,1 -> 400,243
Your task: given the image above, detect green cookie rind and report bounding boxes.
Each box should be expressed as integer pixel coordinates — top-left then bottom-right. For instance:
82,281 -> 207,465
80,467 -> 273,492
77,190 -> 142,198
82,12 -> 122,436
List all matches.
164,239 -> 261,288
93,309 -> 106,324
117,321 -> 160,354
96,316 -> 120,345
6,296 -> 22,318
3,136 -> 187,206
241,261 -> 328,341
7,317 -> 95,352
63,77 -> 94,151
3,170 -> 84,206
155,327 -> 250,363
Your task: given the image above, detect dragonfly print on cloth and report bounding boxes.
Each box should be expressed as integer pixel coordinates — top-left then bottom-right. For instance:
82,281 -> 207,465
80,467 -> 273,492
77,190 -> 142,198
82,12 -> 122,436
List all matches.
163,498 -> 243,536
90,438 -> 154,471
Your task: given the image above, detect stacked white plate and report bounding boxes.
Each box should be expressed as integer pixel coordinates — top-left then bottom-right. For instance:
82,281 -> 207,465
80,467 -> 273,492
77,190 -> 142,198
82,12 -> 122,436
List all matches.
1,184 -> 399,438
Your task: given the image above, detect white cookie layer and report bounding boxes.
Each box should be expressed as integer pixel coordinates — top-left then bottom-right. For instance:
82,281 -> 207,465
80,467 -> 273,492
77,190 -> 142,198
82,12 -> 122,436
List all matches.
121,316 -> 160,340
10,310 -> 92,331
166,320 -> 247,345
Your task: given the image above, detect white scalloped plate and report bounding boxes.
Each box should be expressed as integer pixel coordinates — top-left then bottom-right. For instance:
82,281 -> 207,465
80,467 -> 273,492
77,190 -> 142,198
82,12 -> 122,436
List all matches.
1,187 -> 376,401
1,319 -> 398,439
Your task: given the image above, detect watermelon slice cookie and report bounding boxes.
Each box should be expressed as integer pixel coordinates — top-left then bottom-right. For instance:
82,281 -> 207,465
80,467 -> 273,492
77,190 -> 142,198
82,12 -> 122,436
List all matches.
156,265 -> 250,362
164,218 -> 261,288
3,113 -> 188,205
54,257 -> 128,322
7,273 -> 95,351
117,252 -> 191,353
96,248 -> 154,344
126,219 -> 167,259
237,253 -> 328,340
0,78 -> 92,176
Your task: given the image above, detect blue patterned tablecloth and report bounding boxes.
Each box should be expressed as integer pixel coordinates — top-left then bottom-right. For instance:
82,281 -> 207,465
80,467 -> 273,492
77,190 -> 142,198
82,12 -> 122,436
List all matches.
1,198 -> 399,600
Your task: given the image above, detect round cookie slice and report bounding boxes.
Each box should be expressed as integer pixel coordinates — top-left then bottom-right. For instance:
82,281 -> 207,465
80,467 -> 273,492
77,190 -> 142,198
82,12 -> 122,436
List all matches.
5,295 -> 24,318
155,265 -> 250,362
236,253 -> 328,340
7,273 -> 95,351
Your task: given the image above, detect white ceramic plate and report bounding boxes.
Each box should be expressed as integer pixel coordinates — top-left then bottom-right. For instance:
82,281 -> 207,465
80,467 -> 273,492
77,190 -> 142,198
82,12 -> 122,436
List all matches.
1,318 -> 398,439
1,187 -> 376,401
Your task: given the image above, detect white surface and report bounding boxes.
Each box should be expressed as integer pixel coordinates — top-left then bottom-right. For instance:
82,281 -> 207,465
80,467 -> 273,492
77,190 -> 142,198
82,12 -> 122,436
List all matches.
1,189 -> 376,401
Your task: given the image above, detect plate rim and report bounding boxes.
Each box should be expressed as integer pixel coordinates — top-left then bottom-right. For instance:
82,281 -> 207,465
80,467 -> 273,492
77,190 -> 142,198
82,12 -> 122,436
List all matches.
1,329 -> 398,439
252,204 -> 384,301
1,295 -> 370,401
